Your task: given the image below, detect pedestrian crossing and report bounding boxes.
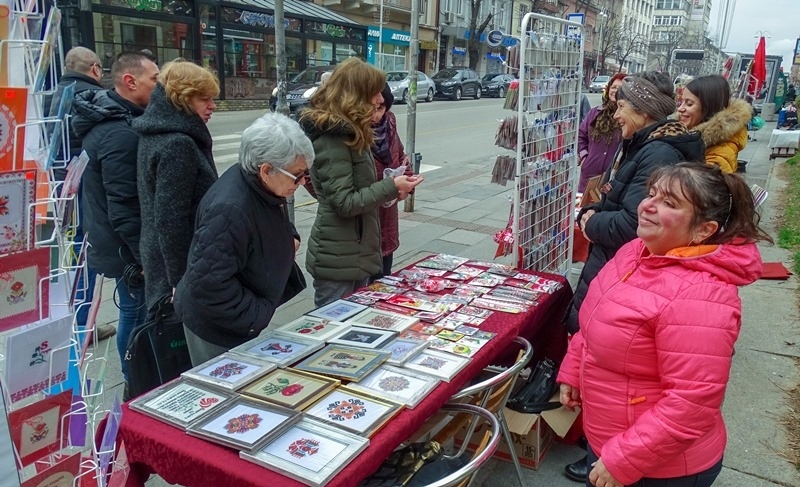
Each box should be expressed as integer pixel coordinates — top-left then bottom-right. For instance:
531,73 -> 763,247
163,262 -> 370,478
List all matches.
211,132 -> 441,174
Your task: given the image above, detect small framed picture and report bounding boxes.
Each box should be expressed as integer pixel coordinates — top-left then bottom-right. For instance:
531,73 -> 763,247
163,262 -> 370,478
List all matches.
328,326 -> 396,350
307,299 -> 367,322
346,308 -> 419,333
240,417 -> 369,487
181,352 -> 276,391
275,316 -> 351,343
349,365 -> 440,408
231,332 -> 324,367
304,386 -> 403,437
129,378 -> 233,429
241,368 -> 340,410
381,338 -> 429,366
403,349 -> 469,383
295,345 -> 389,382
187,397 -> 301,452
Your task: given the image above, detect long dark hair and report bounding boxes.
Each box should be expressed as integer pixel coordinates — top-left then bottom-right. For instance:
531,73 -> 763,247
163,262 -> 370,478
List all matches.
685,75 -> 730,122
647,162 -> 772,245
590,73 -> 626,142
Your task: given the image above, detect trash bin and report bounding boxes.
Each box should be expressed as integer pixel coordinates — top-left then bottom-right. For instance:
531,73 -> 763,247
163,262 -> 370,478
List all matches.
762,103 -> 776,122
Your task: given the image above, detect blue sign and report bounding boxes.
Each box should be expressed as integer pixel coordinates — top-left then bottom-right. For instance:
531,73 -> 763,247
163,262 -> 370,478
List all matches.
487,52 -> 505,61
565,13 -> 584,44
452,47 -> 467,55
367,26 -> 411,46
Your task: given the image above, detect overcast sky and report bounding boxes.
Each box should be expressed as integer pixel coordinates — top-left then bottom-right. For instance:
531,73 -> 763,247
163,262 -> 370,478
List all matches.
709,0 -> 797,69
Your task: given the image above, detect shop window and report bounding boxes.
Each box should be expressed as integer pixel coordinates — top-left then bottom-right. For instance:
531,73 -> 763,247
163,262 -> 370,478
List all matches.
307,39 -> 334,66
93,0 -> 193,17
93,13 -> 193,68
221,30 -> 302,99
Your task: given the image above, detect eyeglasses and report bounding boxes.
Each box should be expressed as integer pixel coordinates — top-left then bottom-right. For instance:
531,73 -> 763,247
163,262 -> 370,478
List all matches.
275,166 -> 309,185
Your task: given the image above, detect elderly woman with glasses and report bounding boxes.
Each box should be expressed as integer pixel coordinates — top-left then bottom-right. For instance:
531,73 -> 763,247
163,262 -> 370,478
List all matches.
174,113 -> 315,365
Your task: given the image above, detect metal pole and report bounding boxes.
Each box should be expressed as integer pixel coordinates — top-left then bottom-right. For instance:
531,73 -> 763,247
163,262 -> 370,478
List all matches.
378,0 -> 384,70
403,0 -> 420,213
274,0 -> 294,222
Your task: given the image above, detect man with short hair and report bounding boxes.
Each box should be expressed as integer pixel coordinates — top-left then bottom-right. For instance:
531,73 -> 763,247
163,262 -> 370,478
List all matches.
72,53 -> 160,396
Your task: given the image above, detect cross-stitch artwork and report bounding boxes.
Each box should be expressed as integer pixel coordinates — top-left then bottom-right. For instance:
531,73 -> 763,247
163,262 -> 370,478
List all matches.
0,247 -> 50,332
241,369 -> 339,410
0,169 -> 36,254
130,378 -> 231,429
304,387 -> 402,437
404,350 -> 469,382
349,365 -> 440,408
0,87 -> 28,173
188,399 -> 300,451
8,390 -> 72,466
181,352 -> 275,391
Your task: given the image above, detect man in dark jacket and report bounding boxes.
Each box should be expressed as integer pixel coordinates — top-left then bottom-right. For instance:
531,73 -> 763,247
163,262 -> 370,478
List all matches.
72,52 -> 159,383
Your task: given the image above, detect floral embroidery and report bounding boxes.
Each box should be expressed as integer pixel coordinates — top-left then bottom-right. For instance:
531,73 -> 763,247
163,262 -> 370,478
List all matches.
288,438 -> 320,458
326,398 -> 367,421
224,413 -> 262,434
260,342 -> 293,355
260,377 -> 304,396
199,397 -> 219,409
378,375 -> 410,392
418,357 -> 447,370
209,362 -> 247,379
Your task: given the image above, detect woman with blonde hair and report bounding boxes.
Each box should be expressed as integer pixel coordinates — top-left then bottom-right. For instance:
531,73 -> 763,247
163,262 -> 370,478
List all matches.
299,58 -> 423,306
136,59 -> 220,314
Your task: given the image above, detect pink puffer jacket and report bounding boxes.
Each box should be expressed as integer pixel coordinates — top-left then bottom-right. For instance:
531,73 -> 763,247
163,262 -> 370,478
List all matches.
558,238 -> 762,485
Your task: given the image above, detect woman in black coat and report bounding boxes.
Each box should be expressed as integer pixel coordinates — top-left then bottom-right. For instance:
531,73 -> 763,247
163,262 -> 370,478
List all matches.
175,113 -> 315,365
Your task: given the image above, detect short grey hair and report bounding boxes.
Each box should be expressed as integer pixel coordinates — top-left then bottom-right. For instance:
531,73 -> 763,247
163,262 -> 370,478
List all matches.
65,47 -> 101,75
239,113 -> 315,175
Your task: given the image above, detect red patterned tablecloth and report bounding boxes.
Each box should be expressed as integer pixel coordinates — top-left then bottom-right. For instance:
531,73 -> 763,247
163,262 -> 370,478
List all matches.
118,271 -> 571,487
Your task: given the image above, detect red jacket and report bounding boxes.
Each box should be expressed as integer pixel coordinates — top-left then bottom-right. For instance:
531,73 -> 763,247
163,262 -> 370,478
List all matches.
558,238 -> 762,484
372,111 -> 412,256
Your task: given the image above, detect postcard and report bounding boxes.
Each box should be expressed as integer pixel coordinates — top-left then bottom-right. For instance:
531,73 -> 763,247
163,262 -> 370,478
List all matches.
0,87 -> 28,173
0,247 -> 51,332
98,395 -> 122,480
404,349 -> 470,382
231,332 -> 324,367
20,450 -> 81,487
9,390 -> 72,466
349,365 -> 440,408
0,169 -> 36,254
295,345 -> 390,382
304,386 -> 402,437
307,299 -> 367,322
0,382 -> 19,482
129,378 -> 232,429
452,266 -> 485,278
241,368 -> 340,410
346,308 -> 418,333
343,294 -> 376,306
275,316 -> 351,343
181,352 -> 275,391
381,338 -> 429,366
328,326 -> 396,350
436,330 -> 465,342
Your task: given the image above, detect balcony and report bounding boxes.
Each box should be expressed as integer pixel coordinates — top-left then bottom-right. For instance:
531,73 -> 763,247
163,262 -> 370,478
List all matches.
321,0 -> 412,15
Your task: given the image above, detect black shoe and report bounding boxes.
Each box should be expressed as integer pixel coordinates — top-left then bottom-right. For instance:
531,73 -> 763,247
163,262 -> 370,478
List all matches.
565,455 -> 588,483
577,436 -> 588,450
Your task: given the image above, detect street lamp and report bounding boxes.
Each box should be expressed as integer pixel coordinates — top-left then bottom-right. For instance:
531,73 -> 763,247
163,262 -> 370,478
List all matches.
596,10 -> 608,75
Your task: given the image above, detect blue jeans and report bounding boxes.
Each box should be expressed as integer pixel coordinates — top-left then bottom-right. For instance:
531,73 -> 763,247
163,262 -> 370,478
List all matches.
115,278 -> 147,380
586,444 -> 722,487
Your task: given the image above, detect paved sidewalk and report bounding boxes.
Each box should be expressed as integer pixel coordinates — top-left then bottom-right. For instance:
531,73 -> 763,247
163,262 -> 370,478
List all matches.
87,121 -> 799,486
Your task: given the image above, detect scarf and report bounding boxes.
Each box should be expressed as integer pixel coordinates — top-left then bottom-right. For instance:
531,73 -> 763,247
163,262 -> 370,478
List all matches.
618,76 -> 676,121
372,115 -> 391,166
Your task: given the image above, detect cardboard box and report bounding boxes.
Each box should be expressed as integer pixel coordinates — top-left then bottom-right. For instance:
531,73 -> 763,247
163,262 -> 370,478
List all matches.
454,394 -> 580,470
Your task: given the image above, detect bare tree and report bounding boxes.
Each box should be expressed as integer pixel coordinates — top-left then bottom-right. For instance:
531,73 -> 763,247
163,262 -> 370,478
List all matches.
466,0 -> 492,70
596,15 -> 647,73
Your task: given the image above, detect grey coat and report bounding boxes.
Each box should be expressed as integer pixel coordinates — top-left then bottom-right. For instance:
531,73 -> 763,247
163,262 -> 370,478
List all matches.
134,84 -> 218,310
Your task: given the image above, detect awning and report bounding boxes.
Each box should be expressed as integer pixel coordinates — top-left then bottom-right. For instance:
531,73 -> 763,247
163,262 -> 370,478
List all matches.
229,0 -> 362,27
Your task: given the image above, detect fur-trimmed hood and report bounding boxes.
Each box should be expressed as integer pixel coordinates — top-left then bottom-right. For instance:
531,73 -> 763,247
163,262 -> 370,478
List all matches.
695,98 -> 752,148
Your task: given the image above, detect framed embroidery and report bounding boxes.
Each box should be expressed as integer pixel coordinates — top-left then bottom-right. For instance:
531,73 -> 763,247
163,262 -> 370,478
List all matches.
5,314 -> 72,403
0,247 -> 50,332
240,417 -> 369,487
348,365 -> 440,408
381,338 -> 429,366
8,390 -> 72,466
307,299 -> 367,322
0,87 -> 28,173
187,397 -> 301,452
129,378 -> 232,430
295,345 -> 390,382
0,169 -> 36,254
327,326 -> 396,350
304,386 -> 402,438
241,368 -> 339,410
181,352 -> 276,391
345,308 -> 419,333
275,316 -> 351,343
231,332 -> 324,367
403,349 -> 469,382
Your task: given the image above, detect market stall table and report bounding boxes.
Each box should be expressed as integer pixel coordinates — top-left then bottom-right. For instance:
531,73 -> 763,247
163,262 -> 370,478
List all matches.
768,129 -> 800,159
116,271 -> 572,487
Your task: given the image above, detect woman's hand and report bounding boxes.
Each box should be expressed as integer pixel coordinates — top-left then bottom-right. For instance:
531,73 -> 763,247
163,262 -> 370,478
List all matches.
559,383 -> 582,411
589,458 -> 624,487
394,174 -> 424,200
294,238 -> 301,255
580,209 -> 596,243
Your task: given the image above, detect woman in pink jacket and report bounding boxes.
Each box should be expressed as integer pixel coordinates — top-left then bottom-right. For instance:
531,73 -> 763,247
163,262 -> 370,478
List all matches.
558,162 -> 771,487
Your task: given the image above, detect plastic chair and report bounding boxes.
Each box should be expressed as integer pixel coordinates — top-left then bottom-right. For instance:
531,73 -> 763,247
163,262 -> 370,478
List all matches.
438,337 -> 534,487
422,404 -> 502,487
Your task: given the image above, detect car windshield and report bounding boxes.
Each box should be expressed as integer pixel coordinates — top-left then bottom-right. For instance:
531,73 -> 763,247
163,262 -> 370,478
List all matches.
386,72 -> 408,82
482,74 -> 505,82
291,69 -> 328,84
593,76 -> 609,83
433,68 -> 459,80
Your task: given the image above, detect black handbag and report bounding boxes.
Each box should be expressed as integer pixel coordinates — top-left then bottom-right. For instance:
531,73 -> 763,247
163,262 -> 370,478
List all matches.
124,296 -> 192,400
280,262 -> 307,305
506,358 -> 561,413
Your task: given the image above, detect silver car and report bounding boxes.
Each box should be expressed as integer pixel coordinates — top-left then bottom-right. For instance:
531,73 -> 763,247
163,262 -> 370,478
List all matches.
387,71 -> 436,103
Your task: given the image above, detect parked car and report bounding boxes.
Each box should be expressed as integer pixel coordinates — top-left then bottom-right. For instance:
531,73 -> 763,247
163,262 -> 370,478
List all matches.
432,67 -> 482,100
386,71 -> 436,103
269,65 -> 334,114
588,75 -> 610,93
481,73 -> 515,98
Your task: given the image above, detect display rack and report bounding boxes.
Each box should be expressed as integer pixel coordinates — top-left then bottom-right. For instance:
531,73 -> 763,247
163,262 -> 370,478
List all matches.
510,12 -> 583,275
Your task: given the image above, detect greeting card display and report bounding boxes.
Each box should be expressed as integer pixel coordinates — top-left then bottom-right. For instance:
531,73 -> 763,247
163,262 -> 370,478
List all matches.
345,308 -> 418,333
349,365 -> 440,408
241,368 -> 339,410
8,390 -> 72,466
295,345 -> 389,382
181,352 -> 276,391
5,314 -> 72,403
97,395 -> 122,480
187,397 -> 301,452
231,332 -> 324,367
0,247 -> 50,332
304,386 -> 402,437
328,326 -> 396,350
403,349 -> 469,382
0,87 -> 28,172
129,378 -> 232,430
0,169 -> 36,254
20,450 -> 81,487
240,417 -> 369,487
0,382 -> 19,483
275,316 -> 351,343
307,299 -> 367,322
381,338 -> 429,366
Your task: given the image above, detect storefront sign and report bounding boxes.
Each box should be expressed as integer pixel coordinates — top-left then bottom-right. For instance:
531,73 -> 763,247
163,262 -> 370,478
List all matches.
367,26 -> 411,46
420,40 -> 438,50
306,21 -> 363,40
487,52 -> 504,61
464,30 -> 517,47
125,0 -> 162,12
238,10 -> 289,29
486,30 -> 504,48
452,47 -> 466,55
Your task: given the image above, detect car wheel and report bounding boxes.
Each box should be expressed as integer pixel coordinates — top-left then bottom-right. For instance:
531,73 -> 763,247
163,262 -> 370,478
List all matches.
402,89 -> 409,104
497,87 -> 505,99
426,88 -> 434,102
454,87 -> 462,101
474,88 -> 481,100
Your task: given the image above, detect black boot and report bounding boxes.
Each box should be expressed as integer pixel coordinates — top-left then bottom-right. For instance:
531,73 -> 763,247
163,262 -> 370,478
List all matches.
564,455 -> 588,483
